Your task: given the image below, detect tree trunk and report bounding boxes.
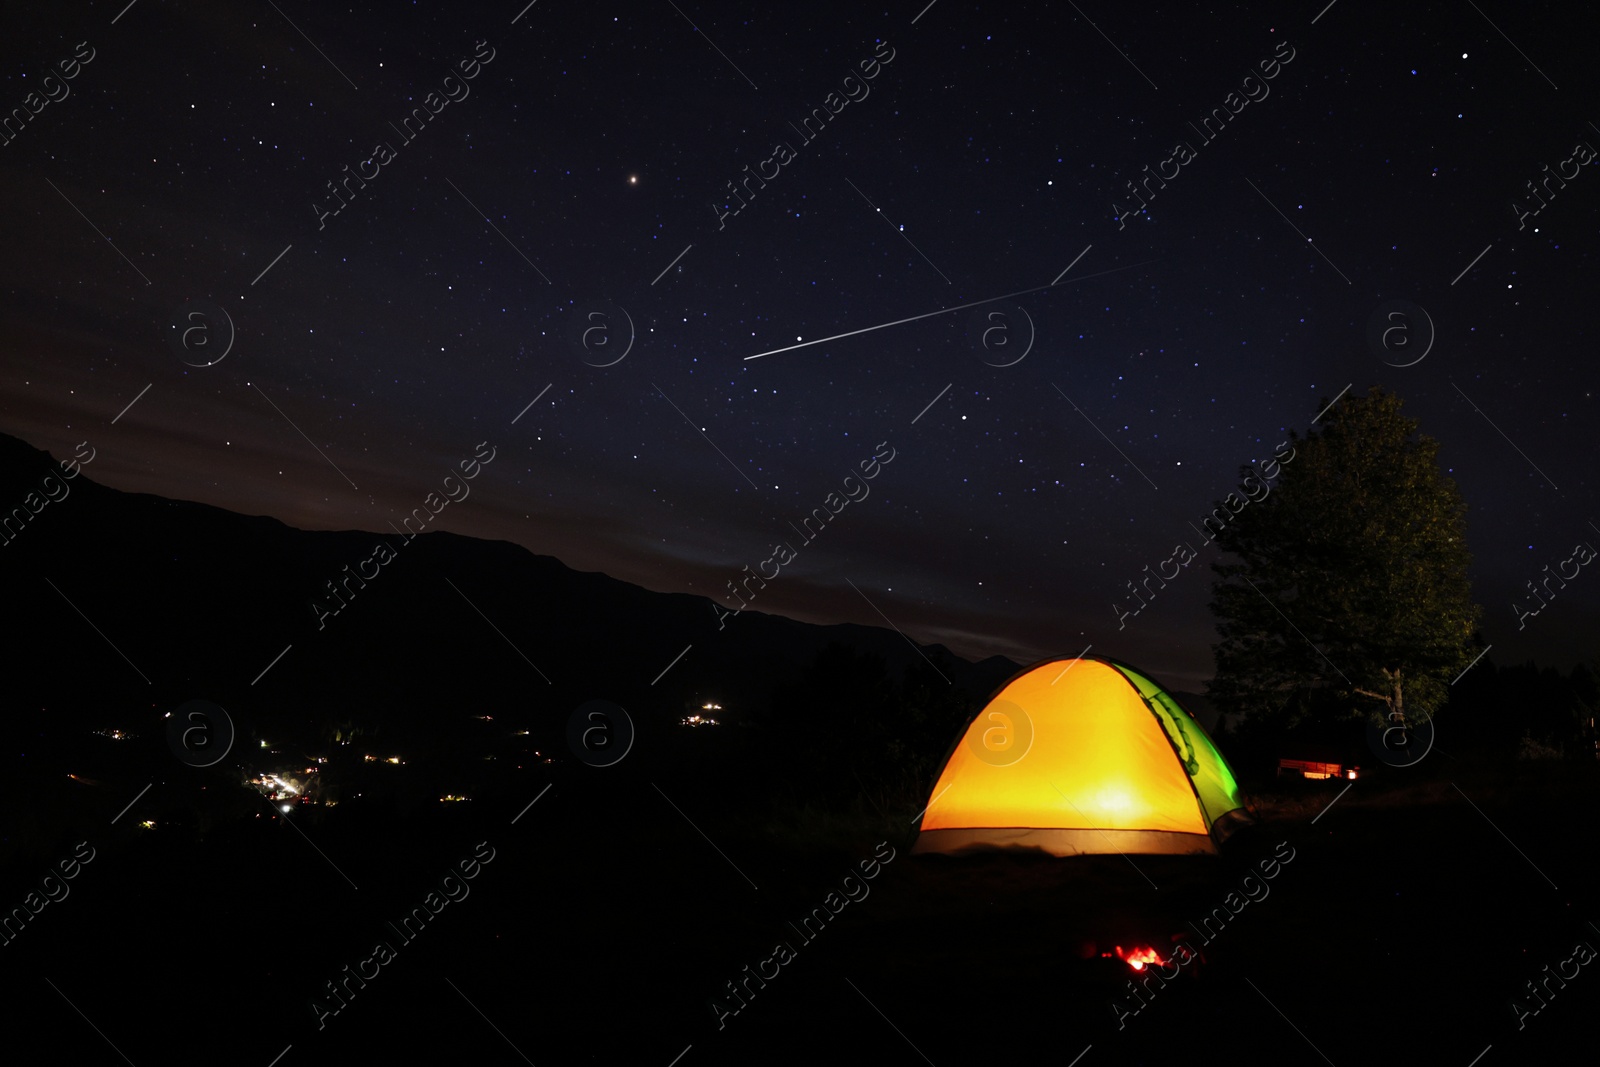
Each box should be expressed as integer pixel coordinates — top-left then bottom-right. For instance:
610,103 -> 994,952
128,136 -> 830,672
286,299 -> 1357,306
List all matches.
1353,667 -> 1405,725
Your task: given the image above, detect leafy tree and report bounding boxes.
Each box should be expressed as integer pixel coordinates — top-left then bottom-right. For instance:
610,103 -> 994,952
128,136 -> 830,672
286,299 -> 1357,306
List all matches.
1206,387 -> 1481,730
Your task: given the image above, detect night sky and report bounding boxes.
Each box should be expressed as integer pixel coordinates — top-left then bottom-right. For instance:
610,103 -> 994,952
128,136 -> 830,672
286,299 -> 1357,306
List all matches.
3,0 -> 1595,685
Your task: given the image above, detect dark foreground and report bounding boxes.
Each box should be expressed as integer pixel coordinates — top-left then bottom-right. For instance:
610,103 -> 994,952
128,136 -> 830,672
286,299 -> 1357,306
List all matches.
2,753 -> 1595,1067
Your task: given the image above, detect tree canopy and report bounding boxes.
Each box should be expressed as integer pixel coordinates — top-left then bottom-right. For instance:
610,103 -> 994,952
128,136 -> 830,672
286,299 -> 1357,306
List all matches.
1206,387 -> 1481,729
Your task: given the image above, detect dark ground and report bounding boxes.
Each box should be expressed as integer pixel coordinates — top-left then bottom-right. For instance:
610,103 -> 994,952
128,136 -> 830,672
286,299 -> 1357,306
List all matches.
3,729 -> 1595,1066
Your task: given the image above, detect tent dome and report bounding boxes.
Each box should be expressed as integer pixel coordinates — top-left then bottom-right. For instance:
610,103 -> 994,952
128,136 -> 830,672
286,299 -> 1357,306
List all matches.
913,656 -> 1250,856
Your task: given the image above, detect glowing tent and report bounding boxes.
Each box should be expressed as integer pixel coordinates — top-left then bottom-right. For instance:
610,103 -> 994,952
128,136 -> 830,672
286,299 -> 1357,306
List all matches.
913,656 -> 1250,856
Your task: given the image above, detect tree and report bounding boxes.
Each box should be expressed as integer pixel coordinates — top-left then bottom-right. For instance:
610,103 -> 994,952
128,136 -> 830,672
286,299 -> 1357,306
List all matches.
1206,387 -> 1481,731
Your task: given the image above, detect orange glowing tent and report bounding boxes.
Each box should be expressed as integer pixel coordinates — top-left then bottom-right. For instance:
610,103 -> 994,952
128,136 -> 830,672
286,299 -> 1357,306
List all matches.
913,656 -> 1250,856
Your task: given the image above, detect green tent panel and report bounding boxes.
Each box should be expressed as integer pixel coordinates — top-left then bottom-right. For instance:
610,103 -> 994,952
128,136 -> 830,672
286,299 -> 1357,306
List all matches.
913,655 -> 1251,857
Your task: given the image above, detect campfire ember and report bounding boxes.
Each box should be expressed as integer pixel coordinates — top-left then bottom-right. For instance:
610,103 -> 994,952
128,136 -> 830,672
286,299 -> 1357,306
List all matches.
1104,945 -> 1167,971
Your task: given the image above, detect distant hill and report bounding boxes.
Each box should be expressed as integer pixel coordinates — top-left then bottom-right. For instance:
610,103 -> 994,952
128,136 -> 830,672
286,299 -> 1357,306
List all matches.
0,431 -> 1023,741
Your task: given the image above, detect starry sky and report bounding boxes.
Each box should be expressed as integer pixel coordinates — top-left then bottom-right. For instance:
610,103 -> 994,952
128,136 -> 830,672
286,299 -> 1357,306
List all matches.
2,0 -> 1595,686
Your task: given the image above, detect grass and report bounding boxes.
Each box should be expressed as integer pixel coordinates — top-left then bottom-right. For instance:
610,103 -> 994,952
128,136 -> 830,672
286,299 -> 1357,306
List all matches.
1242,752 -> 1600,827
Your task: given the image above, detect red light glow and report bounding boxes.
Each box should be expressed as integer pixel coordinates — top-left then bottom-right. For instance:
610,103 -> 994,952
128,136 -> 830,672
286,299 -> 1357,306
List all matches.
1111,945 -> 1167,971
